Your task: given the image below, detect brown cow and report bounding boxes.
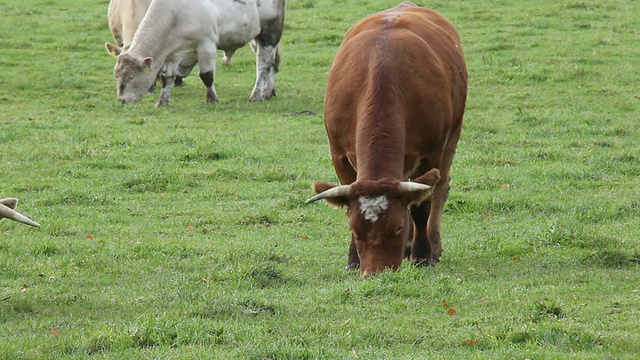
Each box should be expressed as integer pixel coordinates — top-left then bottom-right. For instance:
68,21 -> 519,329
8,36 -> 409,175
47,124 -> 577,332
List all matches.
0,198 -> 40,227
306,2 -> 467,277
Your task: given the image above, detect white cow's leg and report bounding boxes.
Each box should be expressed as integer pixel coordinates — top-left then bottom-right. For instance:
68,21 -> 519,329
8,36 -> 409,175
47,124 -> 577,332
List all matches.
197,45 -> 218,104
156,75 -> 175,107
222,49 -> 235,66
249,43 -> 278,102
200,71 -> 218,104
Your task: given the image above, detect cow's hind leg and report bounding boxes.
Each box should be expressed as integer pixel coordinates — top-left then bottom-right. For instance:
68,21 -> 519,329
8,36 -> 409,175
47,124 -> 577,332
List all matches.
250,43 -> 279,102
250,12 -> 284,102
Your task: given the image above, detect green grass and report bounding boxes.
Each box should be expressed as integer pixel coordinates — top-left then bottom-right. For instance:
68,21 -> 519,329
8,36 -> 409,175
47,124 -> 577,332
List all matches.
1,0 -> 639,358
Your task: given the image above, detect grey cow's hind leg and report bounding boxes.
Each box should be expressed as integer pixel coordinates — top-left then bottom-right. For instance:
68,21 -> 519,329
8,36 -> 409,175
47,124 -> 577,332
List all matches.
249,4 -> 284,102
249,43 -> 278,102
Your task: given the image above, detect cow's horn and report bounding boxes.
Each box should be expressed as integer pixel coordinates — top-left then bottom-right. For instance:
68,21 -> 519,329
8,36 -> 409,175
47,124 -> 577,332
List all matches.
305,185 -> 351,204
397,182 -> 432,193
0,203 -> 40,227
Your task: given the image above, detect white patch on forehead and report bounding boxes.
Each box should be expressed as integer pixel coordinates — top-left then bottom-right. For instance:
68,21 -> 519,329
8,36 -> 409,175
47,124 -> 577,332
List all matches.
358,196 -> 389,222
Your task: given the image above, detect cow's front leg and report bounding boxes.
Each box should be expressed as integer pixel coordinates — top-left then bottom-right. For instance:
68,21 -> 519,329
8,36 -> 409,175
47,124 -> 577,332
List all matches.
156,75 -> 174,107
425,181 -> 450,264
249,43 -> 278,102
199,71 -> 218,104
346,235 -> 360,270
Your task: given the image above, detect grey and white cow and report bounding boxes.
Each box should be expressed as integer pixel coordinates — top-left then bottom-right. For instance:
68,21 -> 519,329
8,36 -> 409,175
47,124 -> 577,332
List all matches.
0,198 -> 40,227
105,0 -> 286,107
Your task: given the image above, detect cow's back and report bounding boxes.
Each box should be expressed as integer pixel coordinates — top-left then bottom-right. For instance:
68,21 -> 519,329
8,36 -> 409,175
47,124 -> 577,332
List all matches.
108,0 -> 154,47
324,3 -> 467,180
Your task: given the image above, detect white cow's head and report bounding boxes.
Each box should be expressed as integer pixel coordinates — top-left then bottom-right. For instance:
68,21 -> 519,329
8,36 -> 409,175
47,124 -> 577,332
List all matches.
0,198 -> 40,227
105,43 -> 156,104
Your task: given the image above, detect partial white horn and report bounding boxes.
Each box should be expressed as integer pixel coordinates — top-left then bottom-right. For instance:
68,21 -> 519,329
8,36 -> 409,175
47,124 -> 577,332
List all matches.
397,182 -> 432,193
305,184 -> 351,204
0,203 -> 40,227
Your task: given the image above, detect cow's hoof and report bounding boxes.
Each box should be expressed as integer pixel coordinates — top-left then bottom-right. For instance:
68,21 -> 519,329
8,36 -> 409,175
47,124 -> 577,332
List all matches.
345,262 -> 360,270
411,257 -> 437,268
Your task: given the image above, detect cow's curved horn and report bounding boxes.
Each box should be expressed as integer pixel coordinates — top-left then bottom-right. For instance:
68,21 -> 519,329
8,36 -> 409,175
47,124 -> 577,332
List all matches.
0,203 -> 40,227
397,182 -> 432,193
305,184 -> 351,204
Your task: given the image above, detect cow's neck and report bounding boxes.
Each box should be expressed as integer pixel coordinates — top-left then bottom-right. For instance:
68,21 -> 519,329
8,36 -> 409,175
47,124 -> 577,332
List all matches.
127,0 -> 175,74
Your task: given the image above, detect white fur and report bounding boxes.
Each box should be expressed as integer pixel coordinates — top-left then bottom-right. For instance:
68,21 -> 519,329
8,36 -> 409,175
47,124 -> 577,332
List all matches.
358,196 -> 389,222
108,0 -> 153,48
109,0 -> 284,105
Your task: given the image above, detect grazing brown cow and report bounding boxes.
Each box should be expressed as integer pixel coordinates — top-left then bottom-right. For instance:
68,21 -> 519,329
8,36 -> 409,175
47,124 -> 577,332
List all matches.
306,2 -> 467,277
0,198 -> 40,227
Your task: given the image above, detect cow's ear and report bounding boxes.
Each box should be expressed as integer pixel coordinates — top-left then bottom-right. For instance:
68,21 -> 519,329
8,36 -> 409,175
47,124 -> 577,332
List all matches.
402,168 -> 441,205
311,182 -> 349,208
0,198 -> 17,210
142,57 -> 153,73
105,42 -> 122,57
413,168 -> 440,187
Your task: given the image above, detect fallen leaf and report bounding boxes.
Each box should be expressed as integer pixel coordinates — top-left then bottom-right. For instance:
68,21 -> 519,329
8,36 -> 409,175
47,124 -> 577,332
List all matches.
86,234 -> 94,239
442,299 -> 450,308
463,339 -> 476,346
186,225 -> 194,231
448,307 -> 457,315
481,297 -> 489,302
340,318 -> 351,327
488,215 -> 493,220
512,256 -> 521,261
501,286 -> 508,290
500,183 -> 510,189
50,328 -> 60,336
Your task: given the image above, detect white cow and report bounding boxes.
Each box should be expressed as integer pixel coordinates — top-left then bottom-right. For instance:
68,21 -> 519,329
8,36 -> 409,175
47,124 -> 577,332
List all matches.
0,198 -> 40,227
107,0 -> 153,49
105,0 -> 286,107
108,0 -> 243,65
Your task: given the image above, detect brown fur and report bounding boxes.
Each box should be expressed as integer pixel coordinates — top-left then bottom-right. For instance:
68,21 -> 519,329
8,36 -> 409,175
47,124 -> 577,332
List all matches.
313,2 -> 467,277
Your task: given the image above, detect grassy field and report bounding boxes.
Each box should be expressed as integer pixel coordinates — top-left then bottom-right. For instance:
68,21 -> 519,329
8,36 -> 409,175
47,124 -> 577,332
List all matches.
1,0 -> 639,358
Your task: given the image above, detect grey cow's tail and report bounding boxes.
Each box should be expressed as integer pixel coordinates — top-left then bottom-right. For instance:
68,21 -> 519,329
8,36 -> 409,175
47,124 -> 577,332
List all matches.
274,44 -> 281,73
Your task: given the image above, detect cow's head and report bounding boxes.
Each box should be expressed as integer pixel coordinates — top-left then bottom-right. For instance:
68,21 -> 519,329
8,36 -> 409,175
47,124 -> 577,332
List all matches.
0,198 -> 40,227
105,43 -> 155,104
307,168 -> 440,278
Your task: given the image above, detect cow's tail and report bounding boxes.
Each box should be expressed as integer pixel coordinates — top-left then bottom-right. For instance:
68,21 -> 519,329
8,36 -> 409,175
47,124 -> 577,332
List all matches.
273,44 -> 281,73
